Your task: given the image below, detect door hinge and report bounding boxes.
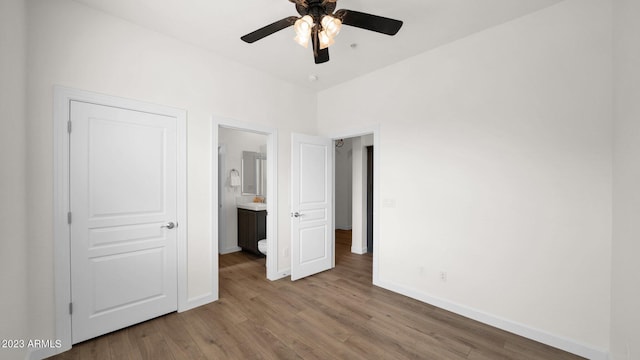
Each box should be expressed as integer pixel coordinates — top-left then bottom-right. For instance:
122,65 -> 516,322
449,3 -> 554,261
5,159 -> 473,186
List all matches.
67,212 -> 72,224
67,121 -> 72,133
69,302 -> 73,315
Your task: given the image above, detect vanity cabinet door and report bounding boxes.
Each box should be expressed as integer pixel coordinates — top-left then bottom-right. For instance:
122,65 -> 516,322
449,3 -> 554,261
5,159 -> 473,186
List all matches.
237,209 -> 266,255
237,208 -> 256,252
256,210 -> 266,242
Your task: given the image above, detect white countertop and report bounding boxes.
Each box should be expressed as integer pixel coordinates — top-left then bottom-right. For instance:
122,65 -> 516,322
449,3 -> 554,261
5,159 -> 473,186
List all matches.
237,203 -> 267,211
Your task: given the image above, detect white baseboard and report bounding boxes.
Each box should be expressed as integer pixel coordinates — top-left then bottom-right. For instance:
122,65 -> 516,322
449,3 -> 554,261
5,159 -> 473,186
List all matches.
219,246 -> 241,255
373,279 -> 609,360
351,246 -> 367,255
268,268 -> 290,281
28,346 -> 64,360
182,292 -> 217,312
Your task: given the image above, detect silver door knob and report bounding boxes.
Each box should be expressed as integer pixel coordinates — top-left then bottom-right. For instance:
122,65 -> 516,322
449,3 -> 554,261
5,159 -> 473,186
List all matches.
161,222 -> 176,229
292,212 -> 302,218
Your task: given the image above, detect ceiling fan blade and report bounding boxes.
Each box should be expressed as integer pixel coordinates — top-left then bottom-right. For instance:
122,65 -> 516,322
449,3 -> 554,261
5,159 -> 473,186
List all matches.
315,47 -> 329,64
334,9 -> 403,36
241,16 -> 298,43
311,30 -> 330,64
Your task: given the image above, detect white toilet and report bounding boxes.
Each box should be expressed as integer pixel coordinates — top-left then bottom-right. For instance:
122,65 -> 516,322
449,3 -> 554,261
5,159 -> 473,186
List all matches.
258,239 -> 267,256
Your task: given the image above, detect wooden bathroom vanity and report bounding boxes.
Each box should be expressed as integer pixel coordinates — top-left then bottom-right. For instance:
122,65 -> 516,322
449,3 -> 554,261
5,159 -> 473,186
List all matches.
237,207 -> 266,256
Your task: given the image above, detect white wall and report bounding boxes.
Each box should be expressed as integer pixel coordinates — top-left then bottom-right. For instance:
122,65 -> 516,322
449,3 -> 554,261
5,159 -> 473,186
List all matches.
26,0 -> 316,345
0,0 -> 28,359
611,0 -> 640,359
218,128 -> 267,254
335,138 -> 353,230
318,0 -> 612,357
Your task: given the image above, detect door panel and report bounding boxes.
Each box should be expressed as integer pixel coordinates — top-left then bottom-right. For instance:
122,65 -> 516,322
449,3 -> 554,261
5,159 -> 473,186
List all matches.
299,143 -> 328,203
291,133 -> 333,281
70,101 -> 178,344
92,248 -> 165,313
299,226 -> 328,263
88,118 -> 166,217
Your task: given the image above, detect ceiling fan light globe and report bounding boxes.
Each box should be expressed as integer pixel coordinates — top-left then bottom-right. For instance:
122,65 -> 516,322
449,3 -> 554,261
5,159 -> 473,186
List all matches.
294,34 -> 310,48
293,15 -> 313,48
294,15 -> 313,36
321,15 -> 342,37
318,30 -> 335,49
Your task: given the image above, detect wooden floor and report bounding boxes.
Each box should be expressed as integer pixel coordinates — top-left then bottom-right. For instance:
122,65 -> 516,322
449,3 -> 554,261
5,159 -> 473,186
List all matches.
52,230 -> 583,359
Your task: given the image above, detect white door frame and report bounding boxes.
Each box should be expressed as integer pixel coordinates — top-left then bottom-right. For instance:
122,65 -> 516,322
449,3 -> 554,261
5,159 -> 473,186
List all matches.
212,117 -> 279,280
52,86 -> 188,356
218,144 -> 227,254
328,125 -> 381,284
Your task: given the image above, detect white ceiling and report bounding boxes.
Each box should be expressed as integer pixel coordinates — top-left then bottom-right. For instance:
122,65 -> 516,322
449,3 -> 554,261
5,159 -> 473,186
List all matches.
72,0 -> 563,91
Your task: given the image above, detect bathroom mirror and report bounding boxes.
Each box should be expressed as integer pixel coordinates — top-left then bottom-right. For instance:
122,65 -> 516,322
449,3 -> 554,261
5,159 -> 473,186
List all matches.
242,151 -> 266,196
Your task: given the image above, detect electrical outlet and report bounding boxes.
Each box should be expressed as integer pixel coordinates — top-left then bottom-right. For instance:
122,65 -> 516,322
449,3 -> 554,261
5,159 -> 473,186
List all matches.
439,271 -> 447,282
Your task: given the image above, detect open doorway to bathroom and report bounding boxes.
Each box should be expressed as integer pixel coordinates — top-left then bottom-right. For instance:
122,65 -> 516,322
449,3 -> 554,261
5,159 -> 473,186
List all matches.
213,119 -> 279,285
218,127 -> 267,257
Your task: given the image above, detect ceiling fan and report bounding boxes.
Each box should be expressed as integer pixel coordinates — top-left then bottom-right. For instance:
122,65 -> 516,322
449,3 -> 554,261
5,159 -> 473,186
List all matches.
240,0 -> 403,64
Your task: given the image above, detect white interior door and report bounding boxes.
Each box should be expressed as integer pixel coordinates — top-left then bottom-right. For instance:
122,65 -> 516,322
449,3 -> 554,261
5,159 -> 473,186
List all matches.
291,133 -> 334,281
70,101 -> 178,344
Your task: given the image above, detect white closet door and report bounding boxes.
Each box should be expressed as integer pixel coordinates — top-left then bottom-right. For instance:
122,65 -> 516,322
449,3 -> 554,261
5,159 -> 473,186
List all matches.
70,101 -> 178,343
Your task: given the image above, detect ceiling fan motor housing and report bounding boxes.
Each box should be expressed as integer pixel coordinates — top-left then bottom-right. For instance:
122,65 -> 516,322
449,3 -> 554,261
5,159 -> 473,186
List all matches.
296,0 -> 337,24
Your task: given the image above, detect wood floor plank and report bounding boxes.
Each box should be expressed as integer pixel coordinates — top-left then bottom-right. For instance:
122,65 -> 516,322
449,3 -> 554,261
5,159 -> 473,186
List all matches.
203,296 -> 249,326
180,306 -> 244,359
153,313 -> 207,360
367,312 -> 470,359
51,230 -> 585,360
232,319 -> 301,360
106,327 -> 143,360
72,334 -> 110,360
126,318 -> 175,360
260,314 -> 337,360
296,307 -> 353,342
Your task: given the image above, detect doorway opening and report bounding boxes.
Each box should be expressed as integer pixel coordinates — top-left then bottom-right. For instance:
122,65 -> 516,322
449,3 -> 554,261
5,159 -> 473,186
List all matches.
288,128 -> 379,282
334,135 -> 374,255
331,125 -> 381,285
212,118 -> 279,282
218,128 -> 268,257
